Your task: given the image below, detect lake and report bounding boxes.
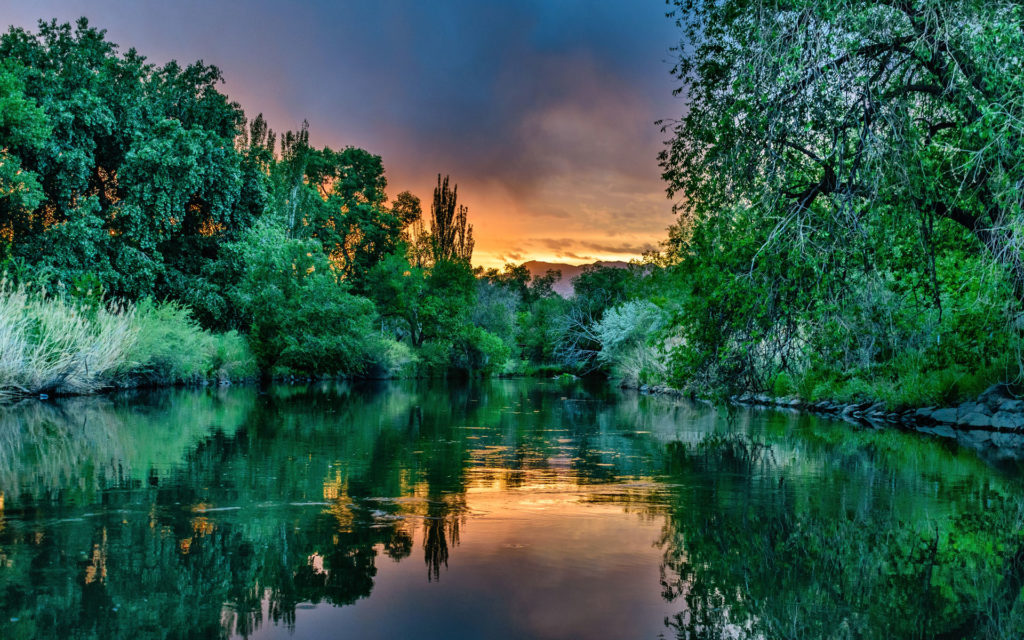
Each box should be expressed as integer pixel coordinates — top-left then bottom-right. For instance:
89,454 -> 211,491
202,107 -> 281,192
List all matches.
1,379 -> 1022,639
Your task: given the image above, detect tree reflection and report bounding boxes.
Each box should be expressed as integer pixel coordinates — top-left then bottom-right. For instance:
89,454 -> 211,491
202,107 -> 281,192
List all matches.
0,380 -> 664,638
656,431 -> 1024,639
423,495 -> 466,582
7,382 -> 982,638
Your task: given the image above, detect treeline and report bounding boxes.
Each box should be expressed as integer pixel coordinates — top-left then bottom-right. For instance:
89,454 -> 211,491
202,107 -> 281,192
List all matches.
10,4 -> 1019,408
0,18 -> 674,395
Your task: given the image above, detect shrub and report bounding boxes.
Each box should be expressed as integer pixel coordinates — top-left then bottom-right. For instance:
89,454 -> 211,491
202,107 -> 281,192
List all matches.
451,326 -> 511,375
124,299 -> 256,385
367,337 -> 418,378
224,221 -> 378,375
595,300 -> 668,386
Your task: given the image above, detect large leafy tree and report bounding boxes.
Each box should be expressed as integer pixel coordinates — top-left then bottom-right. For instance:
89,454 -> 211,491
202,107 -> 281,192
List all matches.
0,18 -> 256,299
663,0 -> 1024,295
0,60 -> 49,246
661,0 -> 1024,387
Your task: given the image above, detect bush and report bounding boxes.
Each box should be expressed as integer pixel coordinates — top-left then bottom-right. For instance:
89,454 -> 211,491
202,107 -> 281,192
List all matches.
367,337 -> 418,378
225,221 -> 378,375
451,326 -> 511,375
595,300 -> 668,386
124,299 -> 256,385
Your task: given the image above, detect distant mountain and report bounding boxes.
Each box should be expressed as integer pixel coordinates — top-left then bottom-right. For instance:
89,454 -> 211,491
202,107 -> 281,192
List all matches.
521,260 -> 630,297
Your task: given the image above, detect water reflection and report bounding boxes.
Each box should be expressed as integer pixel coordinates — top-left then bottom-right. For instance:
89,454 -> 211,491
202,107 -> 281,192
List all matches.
0,381 -> 1021,639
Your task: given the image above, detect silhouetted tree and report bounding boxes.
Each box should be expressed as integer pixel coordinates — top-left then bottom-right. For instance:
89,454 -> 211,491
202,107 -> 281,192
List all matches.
430,174 -> 473,263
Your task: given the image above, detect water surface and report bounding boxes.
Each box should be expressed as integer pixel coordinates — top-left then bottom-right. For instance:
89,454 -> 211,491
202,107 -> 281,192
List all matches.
1,380 -> 1022,639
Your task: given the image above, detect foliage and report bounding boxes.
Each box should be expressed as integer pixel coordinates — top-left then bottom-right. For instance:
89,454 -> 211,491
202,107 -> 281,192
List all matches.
366,337 -> 419,379
0,17 -> 602,384
662,432 -> 1024,639
0,281 -> 135,395
595,300 -> 668,386
429,174 -> 474,263
0,281 -> 254,397
126,299 -> 256,385
223,221 -> 377,375
655,0 -> 1024,402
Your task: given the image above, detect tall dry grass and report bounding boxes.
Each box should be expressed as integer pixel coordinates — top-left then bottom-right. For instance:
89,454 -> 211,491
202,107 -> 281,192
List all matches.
0,282 -> 137,396
0,282 -> 257,398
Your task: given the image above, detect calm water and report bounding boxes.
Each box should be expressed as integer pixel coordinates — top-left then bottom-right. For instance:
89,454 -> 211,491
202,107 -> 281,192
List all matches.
1,379 -> 1022,639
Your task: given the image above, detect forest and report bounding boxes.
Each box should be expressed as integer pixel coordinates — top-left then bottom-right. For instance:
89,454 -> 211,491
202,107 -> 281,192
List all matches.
2,1 -> 1024,412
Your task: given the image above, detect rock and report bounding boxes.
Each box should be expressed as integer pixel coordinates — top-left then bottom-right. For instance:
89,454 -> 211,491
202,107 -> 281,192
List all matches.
841,404 -> 858,417
990,411 -> 1024,430
918,424 -> 957,439
961,430 -> 993,448
865,402 -> 886,416
991,431 -> 1024,448
930,408 -> 958,423
957,401 -> 992,418
753,394 -> 771,404
998,398 -> 1024,413
960,412 -> 993,429
913,407 -> 935,421
979,382 -> 1013,405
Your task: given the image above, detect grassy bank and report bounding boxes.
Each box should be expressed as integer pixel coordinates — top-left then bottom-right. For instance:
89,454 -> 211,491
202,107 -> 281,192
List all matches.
0,283 -> 256,397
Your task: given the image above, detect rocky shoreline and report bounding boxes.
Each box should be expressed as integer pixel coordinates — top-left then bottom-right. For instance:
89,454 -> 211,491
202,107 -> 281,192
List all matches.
634,382 -> 1024,460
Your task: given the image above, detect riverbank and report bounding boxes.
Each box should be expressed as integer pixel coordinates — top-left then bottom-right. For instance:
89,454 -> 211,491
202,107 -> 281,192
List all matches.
633,382 -> 1024,459
0,284 -> 257,399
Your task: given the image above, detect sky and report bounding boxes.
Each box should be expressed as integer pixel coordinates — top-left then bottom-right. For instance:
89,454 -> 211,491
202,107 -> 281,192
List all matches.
0,1 -> 685,268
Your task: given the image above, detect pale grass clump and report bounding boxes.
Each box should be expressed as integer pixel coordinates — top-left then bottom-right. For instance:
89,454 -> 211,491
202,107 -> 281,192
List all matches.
0,282 -> 138,397
595,300 -> 669,387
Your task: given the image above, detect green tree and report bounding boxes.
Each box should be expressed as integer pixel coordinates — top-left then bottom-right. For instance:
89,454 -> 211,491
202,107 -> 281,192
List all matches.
0,59 -> 49,249
659,0 -> 1024,393
224,222 -> 376,374
0,19 -> 253,300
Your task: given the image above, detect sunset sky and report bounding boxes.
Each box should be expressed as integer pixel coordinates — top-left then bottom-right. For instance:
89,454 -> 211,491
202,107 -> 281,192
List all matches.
0,0 -> 684,268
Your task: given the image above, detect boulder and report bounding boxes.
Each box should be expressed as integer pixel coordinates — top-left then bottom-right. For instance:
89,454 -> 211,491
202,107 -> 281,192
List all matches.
957,401 -> 991,418
918,424 -> 958,439
990,411 -> 1024,431
961,412 -> 993,429
961,430 -> 993,448
991,431 -> 1024,449
978,382 -> 1013,406
914,406 -> 935,417
998,398 -> 1024,413
865,402 -> 886,416
930,408 -> 958,424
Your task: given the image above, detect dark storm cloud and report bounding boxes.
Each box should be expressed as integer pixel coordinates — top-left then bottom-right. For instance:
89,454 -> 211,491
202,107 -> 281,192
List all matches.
0,0 -> 683,262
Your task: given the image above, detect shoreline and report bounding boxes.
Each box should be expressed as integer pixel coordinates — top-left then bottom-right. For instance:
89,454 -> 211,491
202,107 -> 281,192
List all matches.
631,382 -> 1024,460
